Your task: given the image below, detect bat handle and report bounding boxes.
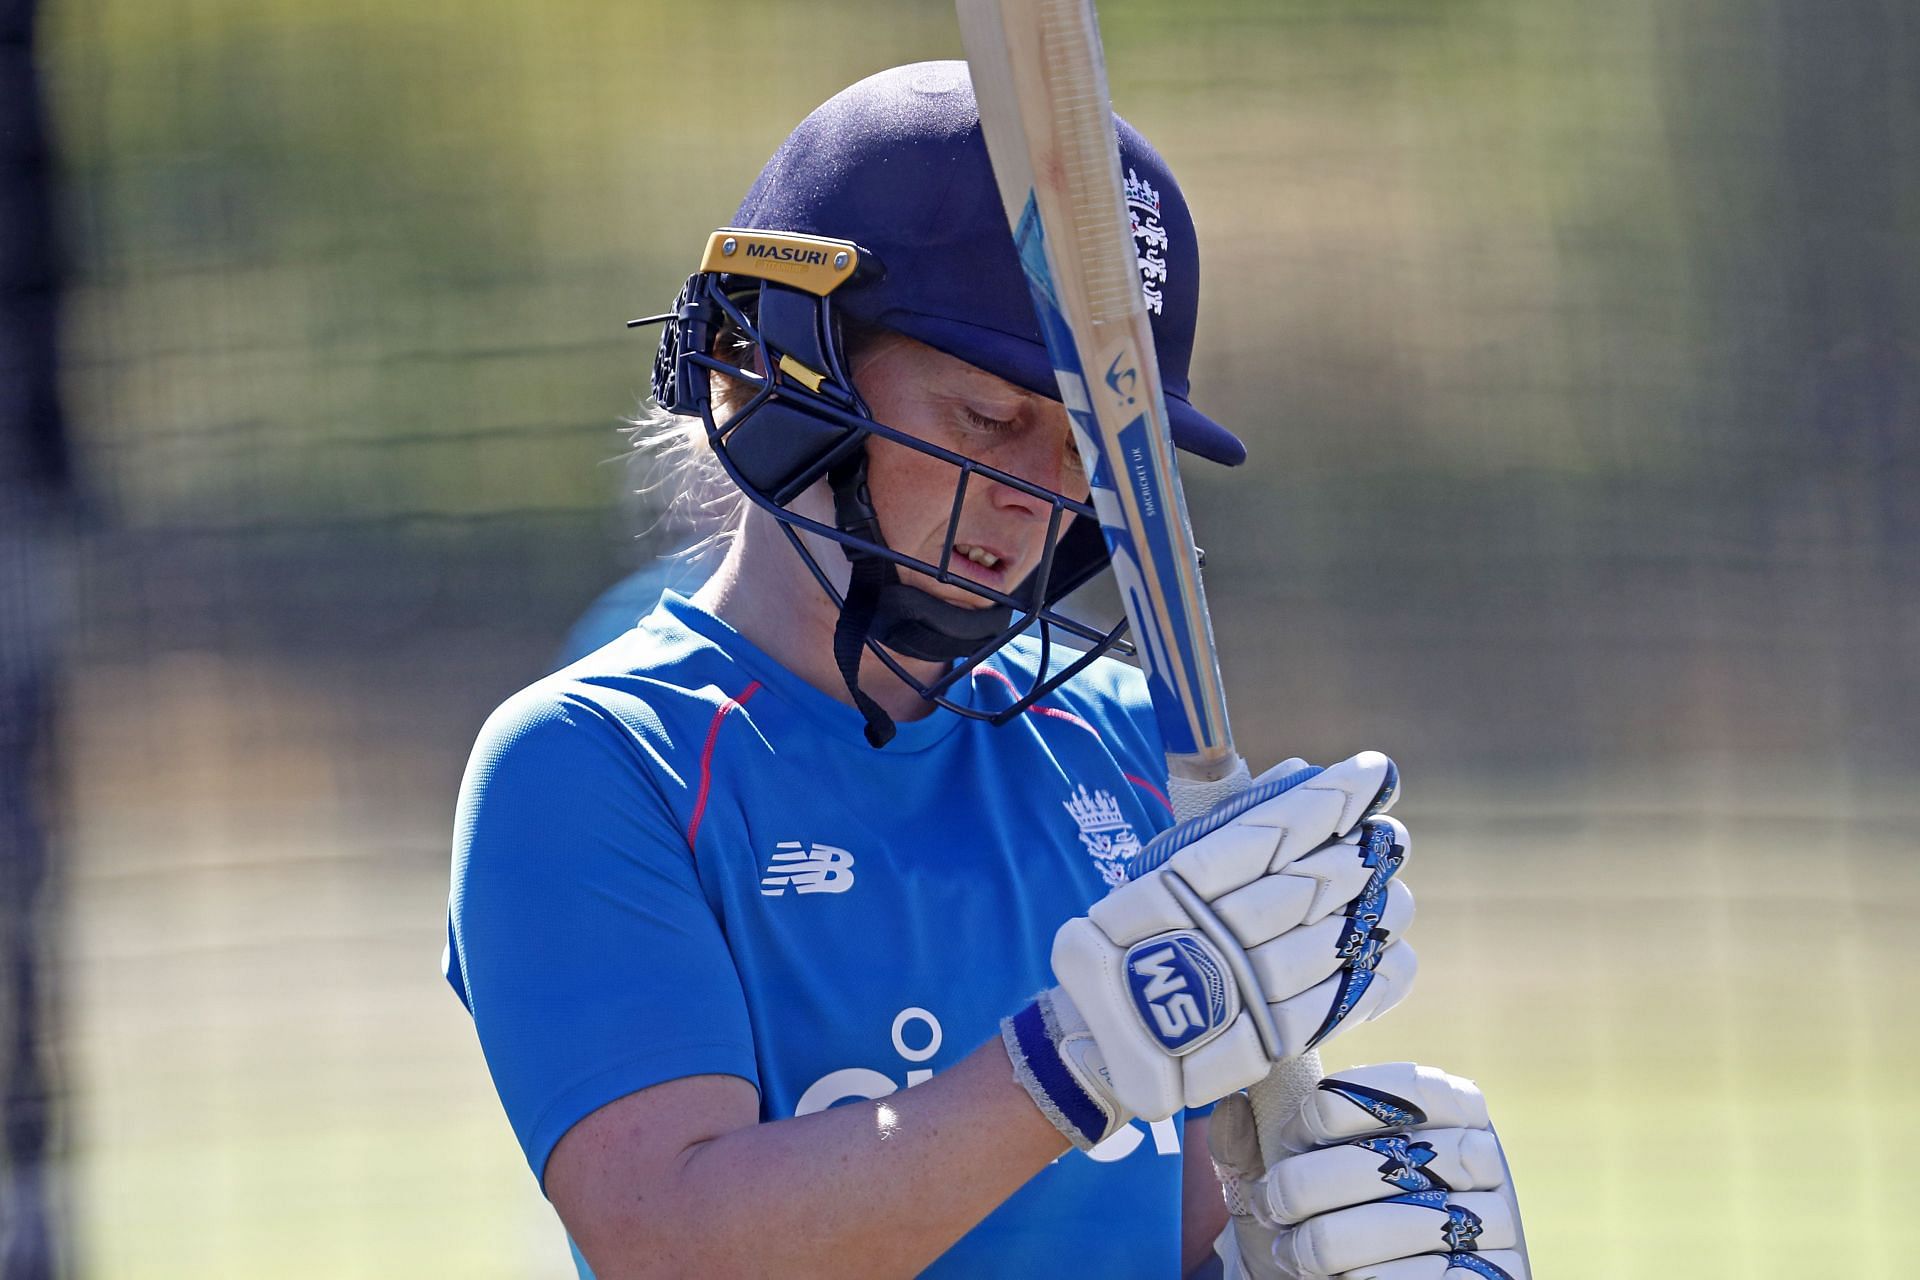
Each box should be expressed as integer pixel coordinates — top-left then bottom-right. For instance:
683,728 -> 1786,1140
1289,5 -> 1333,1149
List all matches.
1244,1047 -> 1324,1164
1167,763 -> 1319,1166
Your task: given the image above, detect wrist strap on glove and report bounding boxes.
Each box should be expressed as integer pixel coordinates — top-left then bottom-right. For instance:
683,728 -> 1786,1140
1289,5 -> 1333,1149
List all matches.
1001,988 -> 1126,1151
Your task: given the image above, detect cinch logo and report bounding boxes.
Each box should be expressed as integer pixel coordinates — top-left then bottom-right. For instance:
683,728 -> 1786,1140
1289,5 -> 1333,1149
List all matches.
1125,933 -> 1230,1051
744,243 -> 828,266
760,842 -> 856,896
792,1006 -> 1185,1165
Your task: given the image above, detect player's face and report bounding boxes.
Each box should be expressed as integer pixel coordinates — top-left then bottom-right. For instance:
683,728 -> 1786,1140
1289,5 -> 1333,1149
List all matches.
852,335 -> 1089,609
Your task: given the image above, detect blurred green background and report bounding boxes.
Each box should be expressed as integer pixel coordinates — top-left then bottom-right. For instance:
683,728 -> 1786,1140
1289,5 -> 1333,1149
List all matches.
25,0 -> 1919,1274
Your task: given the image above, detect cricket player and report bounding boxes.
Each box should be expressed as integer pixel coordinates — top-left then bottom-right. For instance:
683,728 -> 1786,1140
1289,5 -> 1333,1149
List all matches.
446,63 -> 1529,1279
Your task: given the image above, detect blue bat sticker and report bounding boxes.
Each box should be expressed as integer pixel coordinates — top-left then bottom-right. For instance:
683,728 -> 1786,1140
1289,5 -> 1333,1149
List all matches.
1011,193 -> 1205,757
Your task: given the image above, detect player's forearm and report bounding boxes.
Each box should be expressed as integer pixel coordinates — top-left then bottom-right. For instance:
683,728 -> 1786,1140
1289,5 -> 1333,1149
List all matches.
1181,1115 -> 1228,1275
567,1039 -> 1068,1279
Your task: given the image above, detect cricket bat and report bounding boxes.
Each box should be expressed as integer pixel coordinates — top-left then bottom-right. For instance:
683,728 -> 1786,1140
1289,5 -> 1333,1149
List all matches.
957,0 -> 1321,1163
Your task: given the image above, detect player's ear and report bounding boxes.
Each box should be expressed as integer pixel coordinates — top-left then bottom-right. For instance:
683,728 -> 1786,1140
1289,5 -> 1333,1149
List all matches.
707,312 -> 764,425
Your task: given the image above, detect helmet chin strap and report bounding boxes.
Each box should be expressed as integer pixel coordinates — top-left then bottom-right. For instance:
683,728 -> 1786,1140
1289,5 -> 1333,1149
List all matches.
870,581 -> 1013,662
828,451 -> 1017,747
827,454 -> 899,748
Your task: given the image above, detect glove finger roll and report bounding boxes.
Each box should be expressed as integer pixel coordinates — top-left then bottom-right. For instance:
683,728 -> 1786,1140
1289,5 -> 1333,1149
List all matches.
1346,820 -> 1411,928
1208,812 -> 1412,949
1337,1259 -> 1455,1280
1255,756 -> 1313,785
1267,955 -> 1390,1059
1282,1190 -> 1519,1278
1346,941 -> 1418,1027
1250,915 -> 1358,1000
1248,880 -> 1416,998
1211,871 -> 1324,950
1167,753 -> 1397,899
1340,1252 -> 1530,1280
1262,1127 -> 1512,1226
1288,1064 -> 1490,1149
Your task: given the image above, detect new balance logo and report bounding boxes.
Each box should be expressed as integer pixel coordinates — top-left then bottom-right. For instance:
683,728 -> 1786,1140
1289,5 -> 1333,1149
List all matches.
761,842 -> 856,897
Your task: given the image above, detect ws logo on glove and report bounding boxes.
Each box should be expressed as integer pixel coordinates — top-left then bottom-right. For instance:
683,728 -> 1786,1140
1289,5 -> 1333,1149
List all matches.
1125,933 -> 1235,1051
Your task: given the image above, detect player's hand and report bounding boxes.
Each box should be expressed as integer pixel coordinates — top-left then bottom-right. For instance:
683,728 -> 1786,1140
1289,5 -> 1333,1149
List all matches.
1001,752 -> 1416,1149
1210,1063 -> 1530,1280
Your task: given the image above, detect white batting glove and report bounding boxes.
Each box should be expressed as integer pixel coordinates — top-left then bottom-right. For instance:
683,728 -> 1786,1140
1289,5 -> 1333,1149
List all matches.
1211,1063 -> 1531,1280
1001,752 -> 1416,1150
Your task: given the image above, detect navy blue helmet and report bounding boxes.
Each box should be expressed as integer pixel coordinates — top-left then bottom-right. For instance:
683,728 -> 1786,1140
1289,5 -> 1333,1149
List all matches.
649,62 -> 1243,745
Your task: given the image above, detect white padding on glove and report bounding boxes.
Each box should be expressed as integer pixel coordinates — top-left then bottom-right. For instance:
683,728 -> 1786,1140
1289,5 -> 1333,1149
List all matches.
1283,1191 -> 1521,1277
1005,753 -> 1414,1149
1336,1252 -> 1532,1280
1212,1063 -> 1530,1280
1278,1062 -> 1492,1155
1263,1125 -> 1507,1226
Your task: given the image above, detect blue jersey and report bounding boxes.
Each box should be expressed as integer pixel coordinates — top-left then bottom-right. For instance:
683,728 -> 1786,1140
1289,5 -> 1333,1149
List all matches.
445,592 -> 1191,1275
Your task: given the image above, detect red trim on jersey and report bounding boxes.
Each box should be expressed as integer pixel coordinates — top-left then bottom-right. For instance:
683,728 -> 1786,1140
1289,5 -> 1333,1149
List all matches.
1027,701 -> 1094,730
977,666 -> 1094,732
686,681 -> 762,851
975,667 -> 1172,813
1124,773 -> 1173,815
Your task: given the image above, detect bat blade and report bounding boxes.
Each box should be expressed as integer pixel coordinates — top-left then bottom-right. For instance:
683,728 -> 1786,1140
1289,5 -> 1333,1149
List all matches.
959,0 -> 1232,781
958,0 -> 1321,1162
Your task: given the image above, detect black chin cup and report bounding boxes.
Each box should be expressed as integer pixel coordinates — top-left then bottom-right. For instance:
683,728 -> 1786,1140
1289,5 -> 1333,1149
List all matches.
866,514 -> 1111,662
870,581 -> 1011,663
653,269 -> 1130,730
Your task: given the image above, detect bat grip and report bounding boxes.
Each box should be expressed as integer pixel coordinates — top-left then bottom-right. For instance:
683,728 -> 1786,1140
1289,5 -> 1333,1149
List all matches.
1166,766 -> 1320,1167
1244,1047 -> 1324,1165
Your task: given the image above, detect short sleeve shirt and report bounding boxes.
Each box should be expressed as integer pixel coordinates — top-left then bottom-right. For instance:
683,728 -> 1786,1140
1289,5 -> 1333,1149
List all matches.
445,593 -> 1190,1275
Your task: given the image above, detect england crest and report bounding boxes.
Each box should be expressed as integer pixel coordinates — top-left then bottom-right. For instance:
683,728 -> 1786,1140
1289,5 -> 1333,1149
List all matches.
1063,785 -> 1142,888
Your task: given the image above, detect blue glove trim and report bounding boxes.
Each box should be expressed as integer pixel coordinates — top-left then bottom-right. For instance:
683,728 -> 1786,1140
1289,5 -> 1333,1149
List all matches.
1121,758 -> 1401,882
1306,819 -> 1407,1048
1123,765 -> 1324,880
1383,1190 -> 1488,1251
1354,1134 -> 1453,1193
1315,1078 -> 1428,1127
1003,998 -> 1110,1150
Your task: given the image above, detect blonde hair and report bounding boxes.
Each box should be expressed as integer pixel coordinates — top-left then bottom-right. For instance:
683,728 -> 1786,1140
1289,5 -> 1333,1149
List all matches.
625,400 -> 746,563
628,317 -> 898,560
